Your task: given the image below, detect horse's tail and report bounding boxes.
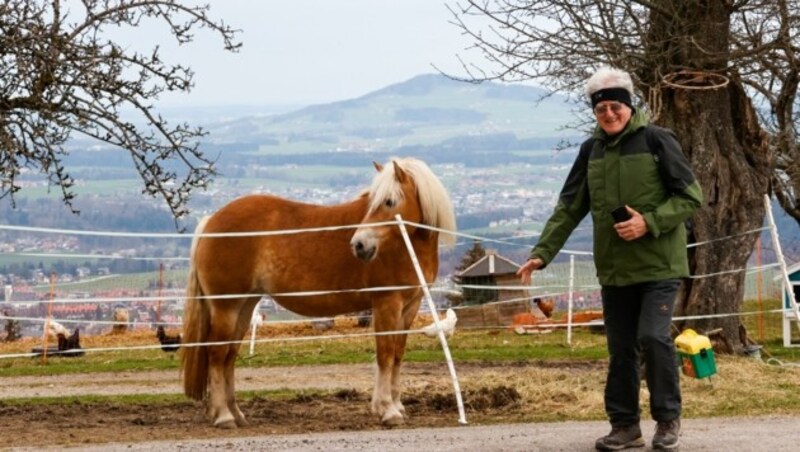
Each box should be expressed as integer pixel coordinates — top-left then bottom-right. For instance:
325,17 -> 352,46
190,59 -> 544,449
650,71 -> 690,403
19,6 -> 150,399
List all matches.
181,216 -> 211,401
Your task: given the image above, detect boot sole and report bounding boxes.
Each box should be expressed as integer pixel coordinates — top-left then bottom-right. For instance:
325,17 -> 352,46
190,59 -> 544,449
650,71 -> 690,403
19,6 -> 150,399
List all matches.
595,437 -> 646,450
652,440 -> 679,451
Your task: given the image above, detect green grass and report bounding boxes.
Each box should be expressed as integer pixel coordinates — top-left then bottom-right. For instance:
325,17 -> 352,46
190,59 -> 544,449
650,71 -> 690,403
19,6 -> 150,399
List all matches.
0,351 -> 180,377
4,305 -> 797,378
2,296 -> 798,383
740,298 -> 800,360
12,180 -> 142,199
31,268 -> 188,293
0,329 -> 608,377
0,254 -> 92,267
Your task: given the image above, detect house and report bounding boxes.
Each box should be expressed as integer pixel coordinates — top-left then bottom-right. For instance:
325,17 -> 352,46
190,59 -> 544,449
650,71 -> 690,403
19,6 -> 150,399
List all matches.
778,261 -> 800,347
75,267 -> 92,279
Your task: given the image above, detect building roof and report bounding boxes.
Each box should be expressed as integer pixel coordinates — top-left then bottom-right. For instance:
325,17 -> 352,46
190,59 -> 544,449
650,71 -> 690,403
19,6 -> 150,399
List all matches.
459,252 -> 521,278
772,260 -> 800,282
786,261 -> 800,276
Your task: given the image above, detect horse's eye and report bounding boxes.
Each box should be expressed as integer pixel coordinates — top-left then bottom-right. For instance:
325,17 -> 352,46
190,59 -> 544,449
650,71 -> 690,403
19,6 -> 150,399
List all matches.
384,199 -> 396,208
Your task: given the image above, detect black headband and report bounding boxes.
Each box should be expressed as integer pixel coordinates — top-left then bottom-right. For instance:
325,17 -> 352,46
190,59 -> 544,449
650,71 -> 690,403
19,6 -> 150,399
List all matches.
590,87 -> 633,109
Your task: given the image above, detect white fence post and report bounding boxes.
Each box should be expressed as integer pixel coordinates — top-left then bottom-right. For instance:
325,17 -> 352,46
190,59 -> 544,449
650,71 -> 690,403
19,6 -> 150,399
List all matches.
567,254 -> 575,346
395,214 -> 467,425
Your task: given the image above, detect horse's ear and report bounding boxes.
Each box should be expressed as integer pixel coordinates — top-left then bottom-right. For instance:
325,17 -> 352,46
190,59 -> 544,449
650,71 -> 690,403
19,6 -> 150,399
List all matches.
392,161 -> 408,183
373,161 -> 383,172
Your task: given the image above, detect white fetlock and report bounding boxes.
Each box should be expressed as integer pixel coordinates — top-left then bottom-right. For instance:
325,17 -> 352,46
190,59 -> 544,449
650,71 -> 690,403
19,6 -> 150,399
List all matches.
394,400 -> 407,417
213,412 -> 237,429
381,406 -> 405,426
232,404 -> 248,427
371,393 -> 390,415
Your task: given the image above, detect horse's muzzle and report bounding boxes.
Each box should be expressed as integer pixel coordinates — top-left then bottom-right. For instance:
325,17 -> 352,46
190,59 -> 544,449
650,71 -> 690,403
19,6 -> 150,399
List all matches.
351,239 -> 377,262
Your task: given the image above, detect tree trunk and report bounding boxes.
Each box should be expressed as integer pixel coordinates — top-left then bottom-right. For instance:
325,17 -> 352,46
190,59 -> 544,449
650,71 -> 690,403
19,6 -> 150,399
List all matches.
644,2 -> 772,353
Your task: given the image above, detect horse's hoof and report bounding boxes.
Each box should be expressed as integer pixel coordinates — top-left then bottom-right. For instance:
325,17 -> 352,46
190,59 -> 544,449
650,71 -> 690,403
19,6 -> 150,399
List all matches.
381,413 -> 405,427
214,414 -> 238,429
214,419 -> 237,429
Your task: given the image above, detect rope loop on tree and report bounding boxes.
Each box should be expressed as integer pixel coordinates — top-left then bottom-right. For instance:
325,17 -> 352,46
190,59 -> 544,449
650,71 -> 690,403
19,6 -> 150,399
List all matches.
647,83 -> 663,123
661,70 -> 730,90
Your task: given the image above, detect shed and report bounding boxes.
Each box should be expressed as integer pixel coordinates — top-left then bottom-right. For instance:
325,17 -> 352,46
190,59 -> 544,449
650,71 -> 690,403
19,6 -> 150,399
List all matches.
458,250 -> 525,305
455,251 -> 540,327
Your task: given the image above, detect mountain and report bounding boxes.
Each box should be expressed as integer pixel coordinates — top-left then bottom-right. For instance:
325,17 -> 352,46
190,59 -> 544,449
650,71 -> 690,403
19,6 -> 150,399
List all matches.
201,74 -> 582,168
61,74 -> 581,173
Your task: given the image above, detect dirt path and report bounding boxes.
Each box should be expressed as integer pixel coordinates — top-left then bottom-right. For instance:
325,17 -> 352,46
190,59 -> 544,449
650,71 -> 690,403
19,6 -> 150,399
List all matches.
1,363 -> 377,399
0,362 -> 543,449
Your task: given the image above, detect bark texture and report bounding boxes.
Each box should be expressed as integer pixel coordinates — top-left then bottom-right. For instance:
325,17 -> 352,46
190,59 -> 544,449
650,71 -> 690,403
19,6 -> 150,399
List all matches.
644,1 -> 771,352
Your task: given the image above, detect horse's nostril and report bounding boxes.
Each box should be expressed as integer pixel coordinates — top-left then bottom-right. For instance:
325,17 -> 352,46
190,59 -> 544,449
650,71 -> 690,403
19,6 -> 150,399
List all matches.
354,241 -> 364,252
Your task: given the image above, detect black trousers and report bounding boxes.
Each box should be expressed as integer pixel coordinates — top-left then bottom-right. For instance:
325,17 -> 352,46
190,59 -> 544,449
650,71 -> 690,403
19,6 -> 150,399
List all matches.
601,279 -> 682,426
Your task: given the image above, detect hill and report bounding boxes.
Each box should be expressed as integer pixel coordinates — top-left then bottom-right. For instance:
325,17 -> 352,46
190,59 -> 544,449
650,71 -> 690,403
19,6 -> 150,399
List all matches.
59,74 -> 581,177
201,73 -> 582,168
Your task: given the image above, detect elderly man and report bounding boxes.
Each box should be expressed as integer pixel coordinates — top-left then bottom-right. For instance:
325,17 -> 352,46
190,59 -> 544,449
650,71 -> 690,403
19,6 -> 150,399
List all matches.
517,67 -> 703,451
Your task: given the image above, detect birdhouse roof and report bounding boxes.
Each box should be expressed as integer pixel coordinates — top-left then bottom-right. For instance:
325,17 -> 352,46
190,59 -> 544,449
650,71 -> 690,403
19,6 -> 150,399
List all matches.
459,252 -> 520,278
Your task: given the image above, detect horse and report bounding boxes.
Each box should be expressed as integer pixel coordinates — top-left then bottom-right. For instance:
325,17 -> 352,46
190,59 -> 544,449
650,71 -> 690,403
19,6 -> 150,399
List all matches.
180,157 -> 456,428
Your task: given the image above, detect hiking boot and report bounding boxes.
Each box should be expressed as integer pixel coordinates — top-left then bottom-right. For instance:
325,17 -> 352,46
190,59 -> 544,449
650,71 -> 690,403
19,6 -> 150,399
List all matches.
595,423 -> 645,450
652,419 -> 681,450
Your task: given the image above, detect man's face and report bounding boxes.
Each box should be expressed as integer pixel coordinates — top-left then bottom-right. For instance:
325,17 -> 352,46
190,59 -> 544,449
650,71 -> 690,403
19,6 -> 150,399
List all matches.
594,101 -> 632,136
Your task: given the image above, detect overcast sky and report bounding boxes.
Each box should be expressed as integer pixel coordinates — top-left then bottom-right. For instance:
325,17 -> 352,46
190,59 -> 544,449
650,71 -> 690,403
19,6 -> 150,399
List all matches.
129,1 -> 480,107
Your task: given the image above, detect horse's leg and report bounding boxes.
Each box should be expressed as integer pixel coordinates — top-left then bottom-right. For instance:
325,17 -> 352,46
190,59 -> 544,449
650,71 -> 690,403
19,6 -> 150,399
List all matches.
223,296 -> 261,427
390,296 -> 422,418
371,296 -> 405,426
222,344 -> 246,427
206,302 -> 241,429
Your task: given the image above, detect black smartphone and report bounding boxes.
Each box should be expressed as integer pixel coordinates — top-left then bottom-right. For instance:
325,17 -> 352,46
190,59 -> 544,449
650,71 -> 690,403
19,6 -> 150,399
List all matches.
611,206 -> 632,223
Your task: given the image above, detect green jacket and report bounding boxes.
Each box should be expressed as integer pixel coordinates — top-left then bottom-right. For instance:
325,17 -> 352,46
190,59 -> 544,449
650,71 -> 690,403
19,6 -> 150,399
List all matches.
530,110 -> 703,286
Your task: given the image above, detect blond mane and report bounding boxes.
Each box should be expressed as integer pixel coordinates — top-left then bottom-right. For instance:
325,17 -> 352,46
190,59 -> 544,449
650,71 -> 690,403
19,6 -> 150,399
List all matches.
367,157 -> 457,245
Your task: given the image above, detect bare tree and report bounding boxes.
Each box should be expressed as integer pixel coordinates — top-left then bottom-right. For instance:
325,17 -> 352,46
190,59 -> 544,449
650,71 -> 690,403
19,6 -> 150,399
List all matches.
447,0 -> 799,352
0,0 -> 240,224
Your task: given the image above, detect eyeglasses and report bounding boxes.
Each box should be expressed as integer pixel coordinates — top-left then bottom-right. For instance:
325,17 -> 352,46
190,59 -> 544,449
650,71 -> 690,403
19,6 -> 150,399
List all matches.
594,102 -> 625,116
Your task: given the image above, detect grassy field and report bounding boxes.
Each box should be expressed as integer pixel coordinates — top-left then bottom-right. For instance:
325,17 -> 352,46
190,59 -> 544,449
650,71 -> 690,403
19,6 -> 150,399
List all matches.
1,311 -> 798,375
30,268 -> 188,294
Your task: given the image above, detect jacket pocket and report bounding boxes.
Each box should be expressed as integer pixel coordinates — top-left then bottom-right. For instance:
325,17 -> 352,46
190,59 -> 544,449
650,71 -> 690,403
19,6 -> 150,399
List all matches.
620,153 -> 664,209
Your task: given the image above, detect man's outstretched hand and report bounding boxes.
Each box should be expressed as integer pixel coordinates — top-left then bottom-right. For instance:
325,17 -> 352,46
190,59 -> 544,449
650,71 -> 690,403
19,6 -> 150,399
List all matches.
516,258 -> 544,285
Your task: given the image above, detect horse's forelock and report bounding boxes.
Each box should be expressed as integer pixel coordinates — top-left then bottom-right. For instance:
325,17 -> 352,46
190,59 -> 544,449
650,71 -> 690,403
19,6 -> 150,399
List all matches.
368,158 -> 456,245
367,163 -> 404,214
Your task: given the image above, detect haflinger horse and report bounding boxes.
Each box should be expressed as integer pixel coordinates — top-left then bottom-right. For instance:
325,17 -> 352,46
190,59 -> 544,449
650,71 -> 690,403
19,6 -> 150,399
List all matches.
181,157 -> 456,428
